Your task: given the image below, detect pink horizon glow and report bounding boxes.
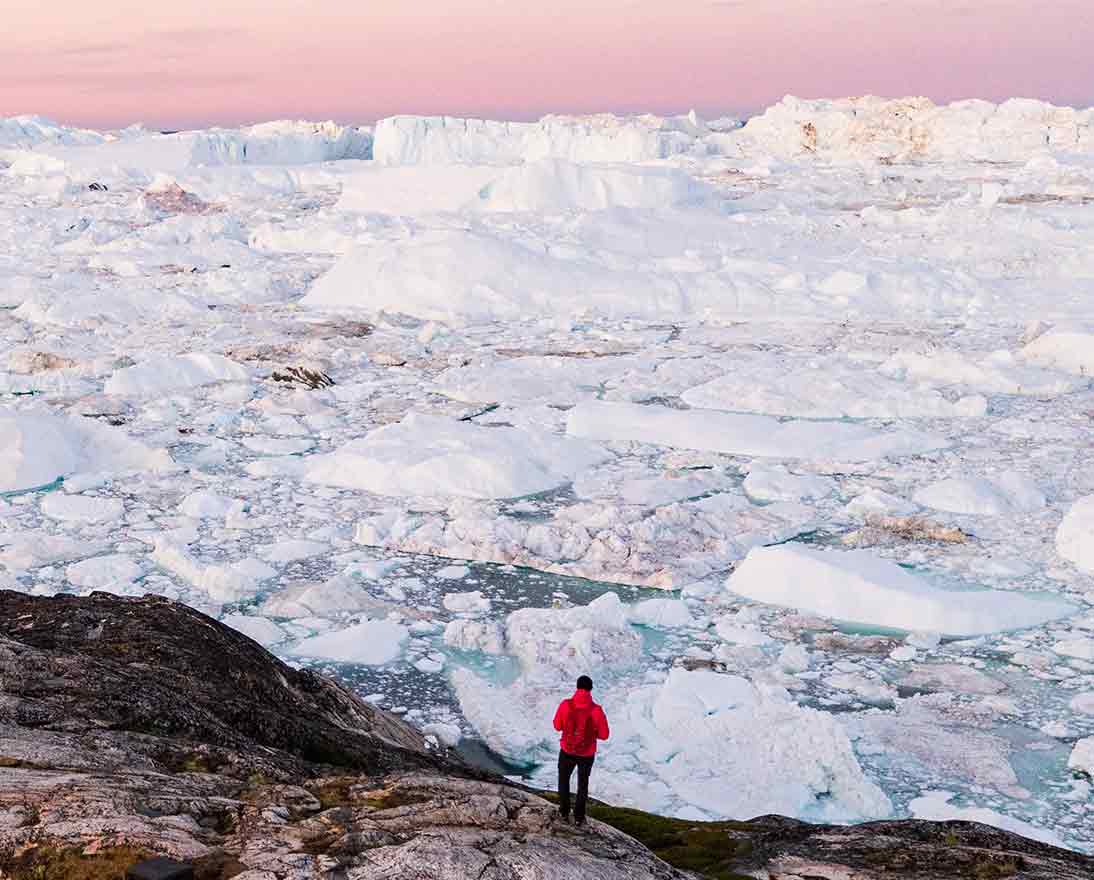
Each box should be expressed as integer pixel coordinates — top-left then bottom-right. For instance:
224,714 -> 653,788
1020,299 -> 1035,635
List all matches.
3,0 -> 1093,130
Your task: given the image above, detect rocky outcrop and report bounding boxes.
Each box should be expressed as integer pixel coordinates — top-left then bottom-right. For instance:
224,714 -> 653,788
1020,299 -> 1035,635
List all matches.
0,590 -> 1091,880
710,814 -> 1093,880
0,591 -> 430,777
0,592 -> 687,879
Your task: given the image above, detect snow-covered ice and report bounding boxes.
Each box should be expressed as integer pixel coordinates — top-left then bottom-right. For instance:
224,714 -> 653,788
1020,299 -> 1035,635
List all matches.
726,544 -> 1075,636
104,353 -> 250,396
1057,496 -> 1094,574
0,412 -> 171,493
302,413 -> 609,499
567,400 -> 948,461
1070,738 -> 1094,778
289,618 -> 409,665
909,791 -> 1065,847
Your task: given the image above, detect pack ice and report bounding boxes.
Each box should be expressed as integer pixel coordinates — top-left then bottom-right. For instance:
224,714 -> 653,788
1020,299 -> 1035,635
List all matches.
4,95 -> 1094,851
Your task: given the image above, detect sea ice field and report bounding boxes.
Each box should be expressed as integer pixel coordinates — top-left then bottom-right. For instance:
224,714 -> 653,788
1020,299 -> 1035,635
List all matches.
2,96 -> 1094,850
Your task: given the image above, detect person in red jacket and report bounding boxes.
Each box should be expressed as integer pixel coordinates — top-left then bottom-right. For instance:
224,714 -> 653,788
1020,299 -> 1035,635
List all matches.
552,674 -> 610,825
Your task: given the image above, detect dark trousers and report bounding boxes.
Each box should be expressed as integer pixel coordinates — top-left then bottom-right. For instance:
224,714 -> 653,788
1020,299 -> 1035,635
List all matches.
558,749 -> 595,820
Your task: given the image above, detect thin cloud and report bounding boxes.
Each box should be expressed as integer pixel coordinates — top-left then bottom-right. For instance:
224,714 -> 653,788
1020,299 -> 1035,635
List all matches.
0,70 -> 256,92
3,26 -> 248,65
149,26 -> 249,44
54,42 -> 130,57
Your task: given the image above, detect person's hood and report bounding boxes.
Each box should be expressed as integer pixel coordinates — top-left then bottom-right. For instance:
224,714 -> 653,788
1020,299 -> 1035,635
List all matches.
570,689 -> 594,707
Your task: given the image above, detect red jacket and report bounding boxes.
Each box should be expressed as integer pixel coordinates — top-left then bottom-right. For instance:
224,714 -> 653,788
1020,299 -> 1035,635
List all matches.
553,690 -> 610,757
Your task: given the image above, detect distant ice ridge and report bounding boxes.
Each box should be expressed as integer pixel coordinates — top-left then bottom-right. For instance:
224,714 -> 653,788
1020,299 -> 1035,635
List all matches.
183,120 -> 373,165
364,97 -> 1094,167
735,95 -> 1094,161
0,115 -> 108,149
372,111 -> 712,165
5,119 -> 372,175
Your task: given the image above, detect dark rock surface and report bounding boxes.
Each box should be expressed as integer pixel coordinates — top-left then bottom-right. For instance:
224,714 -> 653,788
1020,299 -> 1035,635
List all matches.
0,590 -> 1091,880
0,590 -> 433,777
726,813 -> 1094,879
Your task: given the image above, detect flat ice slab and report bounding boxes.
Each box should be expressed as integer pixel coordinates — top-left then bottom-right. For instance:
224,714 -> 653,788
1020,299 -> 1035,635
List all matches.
303,413 -> 609,499
301,227 -> 692,323
104,353 -> 249,396
288,619 -> 408,665
1021,329 -> 1094,376
476,159 -> 708,213
726,544 -> 1075,636
0,411 -> 171,493
682,355 -> 988,418
909,791 -> 1065,847
1056,495 -> 1094,574
567,401 -> 948,461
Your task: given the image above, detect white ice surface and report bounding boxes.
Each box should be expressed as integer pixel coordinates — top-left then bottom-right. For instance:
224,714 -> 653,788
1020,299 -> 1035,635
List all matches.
913,474 -> 1045,517
737,95 -> 1094,161
1056,496 -> 1094,574
683,354 -> 988,418
909,791 -> 1064,847
1021,329 -> 1094,376
41,493 -> 124,523
726,544 -> 1075,636
0,412 -> 171,493
301,226 -> 701,323
476,159 -> 709,213
289,618 -> 409,665
302,413 -> 609,500
104,353 -> 250,396
1069,738 -> 1094,778
151,539 -> 276,604
454,647 -> 892,822
567,401 -> 948,461
222,614 -> 287,647
65,554 -> 141,591
372,112 -> 701,165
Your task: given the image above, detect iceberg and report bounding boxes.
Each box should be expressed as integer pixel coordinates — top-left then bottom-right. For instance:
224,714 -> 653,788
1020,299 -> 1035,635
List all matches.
726,544 -> 1076,636
303,413 -> 609,500
0,411 -> 171,494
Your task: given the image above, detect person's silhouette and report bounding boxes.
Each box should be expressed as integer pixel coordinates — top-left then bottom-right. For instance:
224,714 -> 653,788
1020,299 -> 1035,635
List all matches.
552,674 -> 610,825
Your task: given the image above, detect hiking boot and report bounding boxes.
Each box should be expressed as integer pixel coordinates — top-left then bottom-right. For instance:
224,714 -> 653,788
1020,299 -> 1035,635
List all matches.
574,815 -> 586,827
558,809 -> 571,823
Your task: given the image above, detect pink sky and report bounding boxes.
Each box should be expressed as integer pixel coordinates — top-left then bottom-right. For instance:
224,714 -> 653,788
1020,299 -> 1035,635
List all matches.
3,0 -> 1093,129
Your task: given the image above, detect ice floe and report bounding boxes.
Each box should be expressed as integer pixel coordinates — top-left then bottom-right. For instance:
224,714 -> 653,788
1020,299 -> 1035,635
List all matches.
726,544 -> 1075,636
1057,496 -> 1094,574
104,353 -> 250,396
0,412 -> 171,493
288,618 -> 409,665
302,413 -> 609,500
913,474 -> 1045,517
567,401 -> 949,461
909,791 -> 1064,847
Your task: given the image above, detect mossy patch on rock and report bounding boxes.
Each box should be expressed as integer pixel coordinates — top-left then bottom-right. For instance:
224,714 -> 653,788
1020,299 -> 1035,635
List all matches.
3,845 -> 148,880
540,795 -> 755,880
588,805 -> 757,880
